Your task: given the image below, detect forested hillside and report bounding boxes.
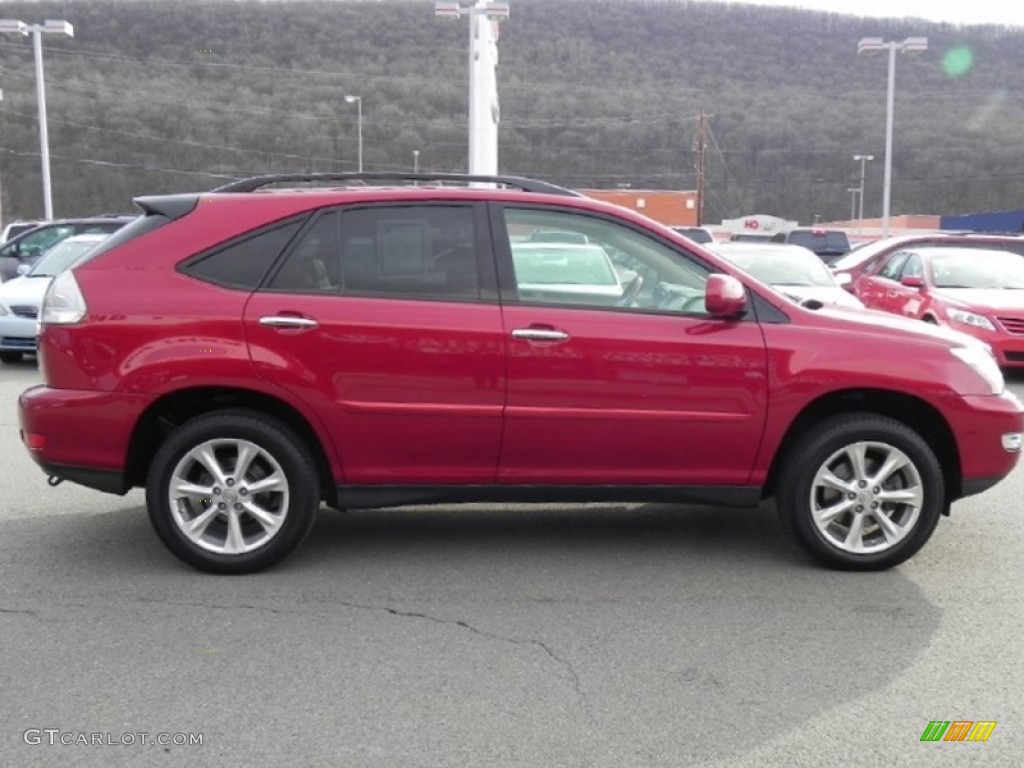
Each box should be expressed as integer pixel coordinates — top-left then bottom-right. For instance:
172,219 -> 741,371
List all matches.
0,0 -> 1022,224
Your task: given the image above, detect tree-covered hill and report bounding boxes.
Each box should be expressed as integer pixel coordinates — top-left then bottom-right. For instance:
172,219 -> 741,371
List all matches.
0,0 -> 1022,224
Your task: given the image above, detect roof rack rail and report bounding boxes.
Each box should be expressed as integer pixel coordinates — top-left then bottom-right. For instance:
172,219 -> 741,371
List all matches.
210,171 -> 581,197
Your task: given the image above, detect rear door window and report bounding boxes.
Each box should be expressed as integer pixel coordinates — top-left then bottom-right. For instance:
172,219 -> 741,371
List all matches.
265,204 -> 487,301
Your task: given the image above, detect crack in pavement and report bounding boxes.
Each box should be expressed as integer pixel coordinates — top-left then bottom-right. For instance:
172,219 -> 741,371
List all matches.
0,606 -> 40,616
368,603 -> 597,727
97,594 -> 597,727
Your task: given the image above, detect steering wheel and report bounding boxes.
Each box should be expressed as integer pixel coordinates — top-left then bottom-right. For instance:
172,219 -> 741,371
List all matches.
680,295 -> 706,313
617,274 -> 644,307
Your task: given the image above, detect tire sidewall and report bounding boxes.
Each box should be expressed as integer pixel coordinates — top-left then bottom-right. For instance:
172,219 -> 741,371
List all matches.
146,412 -> 318,574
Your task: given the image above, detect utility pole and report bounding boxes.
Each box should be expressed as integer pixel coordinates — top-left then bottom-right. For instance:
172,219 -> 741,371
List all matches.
435,1 -> 509,177
694,110 -> 707,226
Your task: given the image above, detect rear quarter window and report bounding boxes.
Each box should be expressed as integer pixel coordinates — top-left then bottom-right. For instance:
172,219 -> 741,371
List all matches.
181,218 -> 305,290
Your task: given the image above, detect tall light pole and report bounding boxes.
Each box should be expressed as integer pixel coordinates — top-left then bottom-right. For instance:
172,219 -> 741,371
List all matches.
847,187 -> 859,225
344,94 -> 363,172
412,149 -> 420,174
853,153 -> 874,234
0,19 -> 74,221
857,36 -> 927,236
435,1 -> 509,176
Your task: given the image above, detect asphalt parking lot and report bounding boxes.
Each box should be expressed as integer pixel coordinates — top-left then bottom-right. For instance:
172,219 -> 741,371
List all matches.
1,360 -> 1022,768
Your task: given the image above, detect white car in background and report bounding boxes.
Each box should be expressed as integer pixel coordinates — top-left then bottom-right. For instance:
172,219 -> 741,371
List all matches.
510,241 -> 630,304
0,233 -> 109,363
710,242 -> 864,309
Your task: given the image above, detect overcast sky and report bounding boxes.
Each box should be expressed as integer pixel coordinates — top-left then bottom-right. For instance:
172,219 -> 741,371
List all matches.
699,0 -> 1024,28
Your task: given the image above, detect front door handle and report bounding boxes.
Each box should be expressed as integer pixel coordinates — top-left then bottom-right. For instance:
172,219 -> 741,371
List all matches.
259,315 -> 319,329
511,328 -> 570,342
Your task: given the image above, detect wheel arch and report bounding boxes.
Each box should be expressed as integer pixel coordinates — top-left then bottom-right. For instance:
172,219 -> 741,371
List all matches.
764,388 -> 961,503
124,386 -> 338,506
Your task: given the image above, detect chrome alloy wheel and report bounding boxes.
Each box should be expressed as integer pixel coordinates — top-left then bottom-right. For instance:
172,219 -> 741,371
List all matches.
809,441 -> 924,555
168,439 -> 290,555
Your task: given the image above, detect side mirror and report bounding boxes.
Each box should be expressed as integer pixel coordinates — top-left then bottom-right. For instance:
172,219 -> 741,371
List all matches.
705,274 -> 747,318
16,263 -> 31,276
901,275 -> 924,289
835,272 -> 852,287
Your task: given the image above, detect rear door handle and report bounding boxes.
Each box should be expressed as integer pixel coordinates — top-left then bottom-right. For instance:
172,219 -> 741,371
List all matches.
511,328 -> 570,342
259,315 -> 319,329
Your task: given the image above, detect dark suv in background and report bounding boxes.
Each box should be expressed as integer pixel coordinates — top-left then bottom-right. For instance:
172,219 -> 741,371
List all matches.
0,215 -> 137,281
772,229 -> 852,264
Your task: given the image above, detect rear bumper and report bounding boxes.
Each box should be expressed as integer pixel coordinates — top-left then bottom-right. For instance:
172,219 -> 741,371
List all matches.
943,389 -> 1024,499
19,385 -> 152,493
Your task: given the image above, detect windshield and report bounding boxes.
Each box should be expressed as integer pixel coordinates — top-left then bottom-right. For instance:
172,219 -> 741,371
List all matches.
28,239 -> 104,277
931,251 -> 1024,289
718,249 -> 835,287
511,244 -> 618,285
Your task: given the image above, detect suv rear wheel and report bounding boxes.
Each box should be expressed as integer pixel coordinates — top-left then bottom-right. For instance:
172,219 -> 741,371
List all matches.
777,414 -> 944,570
146,410 -> 320,574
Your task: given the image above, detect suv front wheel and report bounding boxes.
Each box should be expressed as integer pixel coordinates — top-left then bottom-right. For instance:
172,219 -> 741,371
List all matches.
146,410 -> 320,574
777,414 -> 944,570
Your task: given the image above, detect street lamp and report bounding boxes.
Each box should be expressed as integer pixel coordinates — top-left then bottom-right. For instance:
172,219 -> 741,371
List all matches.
853,153 -> 874,234
857,36 -> 927,236
0,18 -> 74,220
344,94 -> 363,172
412,149 -> 420,174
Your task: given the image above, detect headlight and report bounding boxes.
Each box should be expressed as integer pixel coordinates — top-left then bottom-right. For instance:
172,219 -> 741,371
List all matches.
951,345 -> 1004,395
947,308 -> 995,331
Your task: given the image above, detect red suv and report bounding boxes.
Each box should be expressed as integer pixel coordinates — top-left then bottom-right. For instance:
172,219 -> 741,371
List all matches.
18,173 -> 1024,573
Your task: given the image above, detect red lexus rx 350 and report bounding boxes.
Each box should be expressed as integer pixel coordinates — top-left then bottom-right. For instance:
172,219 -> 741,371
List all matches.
18,173 -> 1024,573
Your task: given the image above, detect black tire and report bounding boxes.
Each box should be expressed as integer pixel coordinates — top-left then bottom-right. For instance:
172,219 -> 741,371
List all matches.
146,409 -> 320,574
776,413 -> 944,571
0,351 -> 23,364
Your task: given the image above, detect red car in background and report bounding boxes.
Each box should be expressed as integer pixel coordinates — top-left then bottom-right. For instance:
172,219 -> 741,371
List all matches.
853,246 -> 1024,367
832,233 -> 1024,292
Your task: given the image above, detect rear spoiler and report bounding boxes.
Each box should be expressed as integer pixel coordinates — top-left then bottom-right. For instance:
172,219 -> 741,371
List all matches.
133,195 -> 199,221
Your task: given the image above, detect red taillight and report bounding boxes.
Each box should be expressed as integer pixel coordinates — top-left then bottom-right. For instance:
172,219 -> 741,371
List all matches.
23,432 -> 46,450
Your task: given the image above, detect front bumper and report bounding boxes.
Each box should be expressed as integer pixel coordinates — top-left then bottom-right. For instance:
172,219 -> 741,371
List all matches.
989,336 -> 1024,368
943,388 -> 1024,499
0,315 -> 38,352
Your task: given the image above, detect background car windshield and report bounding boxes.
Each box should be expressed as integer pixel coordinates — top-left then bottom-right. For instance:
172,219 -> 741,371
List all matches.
673,227 -> 713,244
527,230 -> 589,244
511,245 -> 617,285
931,252 -> 1024,289
720,251 -> 835,286
28,240 -> 101,277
